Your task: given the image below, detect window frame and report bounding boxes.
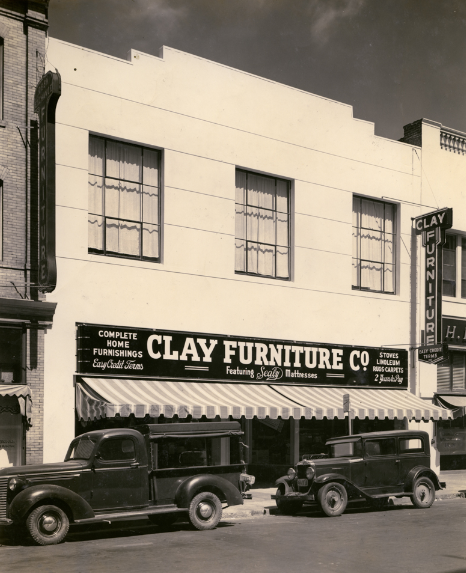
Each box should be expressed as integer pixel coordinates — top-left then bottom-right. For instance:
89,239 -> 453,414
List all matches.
0,38 -> 4,120
352,196 -> 397,294
235,168 -> 291,281
88,135 -> 162,262
442,233 -> 466,300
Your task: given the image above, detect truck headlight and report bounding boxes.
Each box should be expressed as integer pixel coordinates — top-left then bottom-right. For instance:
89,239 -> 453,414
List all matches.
287,468 -> 296,479
305,465 -> 315,480
8,477 -> 24,491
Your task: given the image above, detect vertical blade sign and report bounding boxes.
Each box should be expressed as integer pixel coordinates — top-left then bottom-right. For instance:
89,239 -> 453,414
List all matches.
414,208 -> 453,346
34,71 -> 61,292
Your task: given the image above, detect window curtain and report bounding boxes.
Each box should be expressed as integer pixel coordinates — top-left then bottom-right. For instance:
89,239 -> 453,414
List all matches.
353,197 -> 395,292
235,171 -> 289,278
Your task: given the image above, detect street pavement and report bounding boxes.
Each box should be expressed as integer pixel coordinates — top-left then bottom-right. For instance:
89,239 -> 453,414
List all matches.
223,469 -> 466,519
1,497 -> 466,573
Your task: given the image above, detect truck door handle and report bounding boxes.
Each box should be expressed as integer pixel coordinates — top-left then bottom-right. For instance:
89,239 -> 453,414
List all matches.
130,462 -> 140,468
395,460 -> 400,463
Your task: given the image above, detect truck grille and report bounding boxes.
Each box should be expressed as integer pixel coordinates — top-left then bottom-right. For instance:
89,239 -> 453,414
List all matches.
0,478 -> 8,519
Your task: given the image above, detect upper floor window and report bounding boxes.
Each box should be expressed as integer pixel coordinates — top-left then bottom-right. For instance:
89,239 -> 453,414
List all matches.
442,234 -> 466,299
88,136 -> 161,261
352,197 -> 396,294
437,352 -> 466,392
235,169 -> 290,279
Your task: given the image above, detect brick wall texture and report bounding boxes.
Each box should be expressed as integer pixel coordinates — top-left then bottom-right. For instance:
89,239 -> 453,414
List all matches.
0,1 -> 48,465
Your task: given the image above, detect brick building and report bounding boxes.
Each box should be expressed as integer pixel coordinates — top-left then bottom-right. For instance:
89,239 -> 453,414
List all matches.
0,0 -> 55,468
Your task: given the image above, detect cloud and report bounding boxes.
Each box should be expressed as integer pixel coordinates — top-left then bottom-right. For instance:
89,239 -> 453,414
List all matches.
306,0 -> 367,43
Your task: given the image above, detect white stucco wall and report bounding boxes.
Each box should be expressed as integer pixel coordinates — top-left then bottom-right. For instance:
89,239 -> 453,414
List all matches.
43,39 -> 422,462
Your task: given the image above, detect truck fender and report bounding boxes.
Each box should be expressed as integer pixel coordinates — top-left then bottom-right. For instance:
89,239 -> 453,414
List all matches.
405,466 -> 442,492
175,474 -> 243,509
274,477 -> 294,494
9,484 -> 95,523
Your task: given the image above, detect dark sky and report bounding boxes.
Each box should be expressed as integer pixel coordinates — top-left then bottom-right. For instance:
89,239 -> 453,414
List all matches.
48,0 -> 466,141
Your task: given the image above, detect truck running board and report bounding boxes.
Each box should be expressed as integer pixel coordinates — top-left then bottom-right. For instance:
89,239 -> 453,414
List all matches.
74,505 -> 186,524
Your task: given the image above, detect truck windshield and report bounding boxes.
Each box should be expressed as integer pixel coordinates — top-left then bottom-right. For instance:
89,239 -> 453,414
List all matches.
65,437 -> 97,461
329,441 -> 363,458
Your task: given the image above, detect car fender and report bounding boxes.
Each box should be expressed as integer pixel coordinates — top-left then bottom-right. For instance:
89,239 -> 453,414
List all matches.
312,473 -> 361,494
405,466 -> 442,491
175,474 -> 243,508
274,477 -> 294,494
9,484 -> 95,523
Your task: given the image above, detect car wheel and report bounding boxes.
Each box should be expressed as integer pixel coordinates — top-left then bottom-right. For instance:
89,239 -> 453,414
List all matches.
275,488 -> 303,515
188,492 -> 222,530
411,476 -> 435,509
148,513 -> 179,527
317,482 -> 348,517
26,504 -> 69,546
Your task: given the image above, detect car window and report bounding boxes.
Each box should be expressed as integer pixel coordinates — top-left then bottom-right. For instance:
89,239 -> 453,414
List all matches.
399,437 -> 424,454
98,438 -> 136,461
365,438 -> 396,456
329,441 -> 363,458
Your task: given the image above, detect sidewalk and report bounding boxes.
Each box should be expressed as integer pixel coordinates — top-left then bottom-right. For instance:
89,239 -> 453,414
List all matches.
223,469 -> 466,519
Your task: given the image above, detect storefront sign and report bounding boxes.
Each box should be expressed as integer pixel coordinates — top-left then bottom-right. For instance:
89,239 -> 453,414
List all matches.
442,317 -> 466,345
34,71 -> 61,292
77,324 -> 408,388
418,344 -> 449,364
413,208 -> 453,346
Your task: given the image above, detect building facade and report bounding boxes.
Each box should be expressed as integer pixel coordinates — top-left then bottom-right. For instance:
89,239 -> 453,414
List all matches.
0,0 -> 55,469
40,38 -> 450,477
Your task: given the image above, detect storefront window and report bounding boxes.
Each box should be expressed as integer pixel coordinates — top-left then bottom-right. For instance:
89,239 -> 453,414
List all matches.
252,418 -> 290,464
0,413 -> 22,467
0,327 -> 22,383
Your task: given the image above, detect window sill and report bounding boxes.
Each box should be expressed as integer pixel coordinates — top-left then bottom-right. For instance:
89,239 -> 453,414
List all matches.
88,250 -> 160,264
235,271 -> 291,282
0,120 -> 7,129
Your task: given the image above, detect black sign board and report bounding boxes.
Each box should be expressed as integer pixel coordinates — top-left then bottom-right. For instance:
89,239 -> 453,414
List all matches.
443,317 -> 466,345
77,324 -> 409,388
418,344 -> 449,365
34,71 -> 61,292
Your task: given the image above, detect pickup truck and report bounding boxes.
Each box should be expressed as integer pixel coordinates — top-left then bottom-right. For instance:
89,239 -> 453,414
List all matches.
0,421 -> 254,545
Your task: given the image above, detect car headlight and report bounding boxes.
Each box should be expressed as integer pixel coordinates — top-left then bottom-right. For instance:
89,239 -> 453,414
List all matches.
305,465 -> 315,480
287,468 -> 296,479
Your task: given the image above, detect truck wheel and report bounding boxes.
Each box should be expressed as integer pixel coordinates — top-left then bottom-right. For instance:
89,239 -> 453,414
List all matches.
188,492 -> 222,530
148,513 -> 179,527
317,483 -> 348,517
26,505 -> 69,545
275,488 -> 303,515
411,477 -> 435,509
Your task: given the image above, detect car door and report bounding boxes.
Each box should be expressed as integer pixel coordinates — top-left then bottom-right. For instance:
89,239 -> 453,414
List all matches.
91,436 -> 147,511
398,435 -> 430,484
363,437 -> 399,489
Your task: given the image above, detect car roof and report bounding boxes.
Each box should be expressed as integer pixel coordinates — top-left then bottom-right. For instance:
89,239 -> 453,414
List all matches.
326,429 -> 429,444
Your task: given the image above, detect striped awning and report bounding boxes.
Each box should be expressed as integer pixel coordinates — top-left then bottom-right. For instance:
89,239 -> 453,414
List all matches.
76,378 -> 451,422
0,384 -> 32,417
273,385 -> 451,422
434,394 -> 466,418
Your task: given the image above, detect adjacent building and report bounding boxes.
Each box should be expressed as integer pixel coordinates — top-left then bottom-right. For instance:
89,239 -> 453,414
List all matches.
401,119 -> 466,469
0,0 -> 55,469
